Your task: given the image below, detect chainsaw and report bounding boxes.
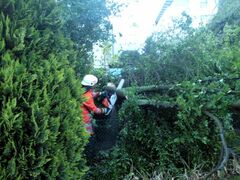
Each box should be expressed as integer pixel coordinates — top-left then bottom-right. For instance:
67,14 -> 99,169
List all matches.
105,79 -> 125,115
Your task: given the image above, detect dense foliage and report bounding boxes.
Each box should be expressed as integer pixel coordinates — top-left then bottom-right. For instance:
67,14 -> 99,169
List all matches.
119,13 -> 240,86
1,0 -> 239,179
0,0 -> 113,179
210,0 -> 240,32
90,6 -> 240,180
90,81 -> 240,179
58,0 -> 117,76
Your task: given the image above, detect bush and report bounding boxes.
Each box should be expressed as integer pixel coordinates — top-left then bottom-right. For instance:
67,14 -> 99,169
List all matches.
90,78 -> 240,179
0,0 -> 88,179
89,12 -> 240,179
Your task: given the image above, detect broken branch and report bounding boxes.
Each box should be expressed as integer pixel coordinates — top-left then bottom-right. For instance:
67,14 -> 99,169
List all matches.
137,99 -> 177,109
203,111 -> 229,179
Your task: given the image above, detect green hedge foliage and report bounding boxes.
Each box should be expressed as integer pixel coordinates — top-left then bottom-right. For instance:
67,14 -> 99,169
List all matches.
0,0 -> 89,179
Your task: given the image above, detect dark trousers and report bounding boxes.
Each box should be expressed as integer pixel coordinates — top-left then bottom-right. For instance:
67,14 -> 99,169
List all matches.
84,135 -> 96,166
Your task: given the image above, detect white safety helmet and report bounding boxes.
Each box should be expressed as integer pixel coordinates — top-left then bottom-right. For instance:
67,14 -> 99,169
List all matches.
81,74 -> 98,86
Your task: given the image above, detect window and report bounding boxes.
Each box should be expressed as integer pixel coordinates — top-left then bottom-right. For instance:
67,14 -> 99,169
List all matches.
200,0 -> 208,8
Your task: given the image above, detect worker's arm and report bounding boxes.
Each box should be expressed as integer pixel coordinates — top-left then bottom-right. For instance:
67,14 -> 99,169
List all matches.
83,97 -> 109,114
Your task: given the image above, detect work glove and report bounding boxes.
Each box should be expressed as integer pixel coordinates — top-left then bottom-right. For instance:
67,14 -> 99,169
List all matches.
102,97 -> 112,108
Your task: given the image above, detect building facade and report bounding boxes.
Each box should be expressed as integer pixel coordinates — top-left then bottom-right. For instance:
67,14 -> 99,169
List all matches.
156,0 -> 219,28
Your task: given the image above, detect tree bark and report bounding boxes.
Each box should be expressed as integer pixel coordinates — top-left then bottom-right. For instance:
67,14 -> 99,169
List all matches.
124,85 -> 173,93
203,111 -> 229,179
137,99 -> 177,109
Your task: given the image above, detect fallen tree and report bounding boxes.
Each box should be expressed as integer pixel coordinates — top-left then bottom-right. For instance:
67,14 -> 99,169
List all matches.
89,78 -> 240,179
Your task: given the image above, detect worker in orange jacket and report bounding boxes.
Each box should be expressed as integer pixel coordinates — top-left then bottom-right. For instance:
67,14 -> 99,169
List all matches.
81,74 -> 110,135
81,74 -> 111,165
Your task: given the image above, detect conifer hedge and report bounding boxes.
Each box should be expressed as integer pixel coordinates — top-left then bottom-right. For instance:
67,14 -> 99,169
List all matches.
0,0 -> 88,179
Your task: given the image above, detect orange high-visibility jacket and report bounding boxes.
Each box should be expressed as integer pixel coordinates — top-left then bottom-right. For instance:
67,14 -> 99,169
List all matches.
81,89 -> 103,134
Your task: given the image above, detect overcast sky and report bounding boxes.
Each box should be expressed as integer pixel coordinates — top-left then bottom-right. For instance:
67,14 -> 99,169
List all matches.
108,0 -> 218,52
109,0 -> 165,51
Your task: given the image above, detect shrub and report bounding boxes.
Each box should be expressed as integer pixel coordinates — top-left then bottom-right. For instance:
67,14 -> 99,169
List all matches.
0,0 -> 88,179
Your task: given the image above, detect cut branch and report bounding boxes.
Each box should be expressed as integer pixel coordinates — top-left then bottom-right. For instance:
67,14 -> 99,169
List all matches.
124,85 -> 174,93
124,85 -> 239,97
203,111 -> 229,179
198,77 -> 240,84
137,99 -> 177,109
136,99 -> 238,111
123,76 -> 240,93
